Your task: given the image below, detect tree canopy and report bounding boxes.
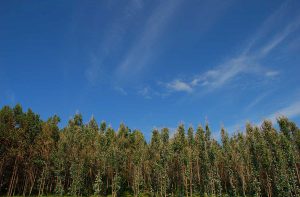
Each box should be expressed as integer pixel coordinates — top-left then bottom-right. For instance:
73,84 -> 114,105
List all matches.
0,104 -> 299,196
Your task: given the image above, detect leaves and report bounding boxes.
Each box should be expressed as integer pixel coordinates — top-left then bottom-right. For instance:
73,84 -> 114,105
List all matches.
0,104 -> 300,196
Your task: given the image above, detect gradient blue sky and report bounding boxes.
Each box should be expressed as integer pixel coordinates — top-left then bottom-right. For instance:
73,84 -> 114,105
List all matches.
1,0 -> 300,139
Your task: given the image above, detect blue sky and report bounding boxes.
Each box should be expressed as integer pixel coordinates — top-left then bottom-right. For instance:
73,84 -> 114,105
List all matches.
1,0 -> 300,139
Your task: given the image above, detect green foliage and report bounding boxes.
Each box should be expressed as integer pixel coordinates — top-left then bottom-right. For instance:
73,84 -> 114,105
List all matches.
93,171 -> 103,196
0,104 -> 300,196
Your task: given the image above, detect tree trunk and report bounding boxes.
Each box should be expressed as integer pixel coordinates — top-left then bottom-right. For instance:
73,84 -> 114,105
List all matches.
7,157 -> 18,197
13,175 -> 18,196
0,157 -> 4,191
196,158 -> 201,189
189,161 -> 193,197
22,175 -> 28,196
295,163 -> 300,185
182,166 -> 188,197
38,168 -> 46,196
29,171 -> 36,196
242,175 -> 246,197
266,173 -> 272,197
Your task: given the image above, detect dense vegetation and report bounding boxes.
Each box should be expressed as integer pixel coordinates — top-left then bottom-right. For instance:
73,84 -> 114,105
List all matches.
0,104 -> 299,197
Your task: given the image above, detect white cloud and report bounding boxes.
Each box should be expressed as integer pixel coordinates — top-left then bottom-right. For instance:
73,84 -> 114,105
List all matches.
161,55 -> 263,94
226,98 -> 300,135
85,56 -> 103,85
245,91 -> 271,111
265,70 -> 280,77
115,0 -> 183,78
138,87 -> 152,99
260,17 -> 300,56
85,0 -> 144,84
166,80 -> 193,93
137,86 -> 169,99
267,100 -> 300,123
191,56 -> 251,89
242,1 -> 294,55
162,3 -> 299,94
114,87 -> 128,95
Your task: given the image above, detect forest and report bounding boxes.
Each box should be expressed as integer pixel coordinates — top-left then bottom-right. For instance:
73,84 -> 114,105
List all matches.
0,104 -> 299,197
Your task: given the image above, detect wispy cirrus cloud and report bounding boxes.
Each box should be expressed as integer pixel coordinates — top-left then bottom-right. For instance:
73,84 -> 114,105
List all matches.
265,70 -> 280,77
165,55 -> 267,93
115,0 -> 183,79
244,91 -> 272,112
138,87 -> 152,99
166,80 -> 193,93
259,16 -> 300,56
267,100 -> 300,123
164,2 -> 300,94
85,0 -> 144,84
137,86 -> 168,99
114,86 -> 128,96
226,97 -> 300,134
190,56 -> 253,89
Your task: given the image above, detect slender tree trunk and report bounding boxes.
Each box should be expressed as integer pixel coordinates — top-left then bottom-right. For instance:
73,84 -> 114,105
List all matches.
190,161 -> 193,197
13,175 -> 18,196
0,157 -> 4,191
49,178 -> 53,194
106,176 -> 109,192
41,176 -> 46,196
182,166 -> 188,197
38,168 -> 46,196
160,183 -> 163,197
295,163 -> 300,185
7,157 -> 18,197
29,170 -> 36,196
242,174 -> 246,197
196,158 -> 201,189
23,175 -> 28,196
266,173 -> 272,197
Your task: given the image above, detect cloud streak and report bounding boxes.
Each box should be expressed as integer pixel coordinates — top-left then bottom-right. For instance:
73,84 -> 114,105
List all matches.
244,91 -> 272,112
226,97 -> 300,134
191,56 -> 253,89
114,86 -> 128,96
164,2 -> 300,94
115,0 -> 183,79
267,100 -> 300,122
138,87 -> 152,99
166,80 -> 193,93
85,0 -> 144,84
259,16 -> 300,56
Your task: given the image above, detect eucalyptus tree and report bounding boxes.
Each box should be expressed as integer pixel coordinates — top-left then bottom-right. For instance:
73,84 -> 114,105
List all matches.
171,124 -> 188,196
247,124 -> 263,197
149,129 -> 161,195
1,104 -> 300,196
105,126 -> 122,197
94,121 -> 106,196
130,130 -> 146,197
0,106 -> 19,196
194,124 -> 207,195
235,132 -> 249,196
277,118 -> 300,196
65,114 -> 86,196
160,128 -> 171,197
221,128 -> 234,195
36,116 -> 60,196
186,126 -> 195,197
278,117 -> 300,182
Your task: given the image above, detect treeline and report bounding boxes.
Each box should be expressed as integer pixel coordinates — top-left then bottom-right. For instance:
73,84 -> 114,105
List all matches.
0,104 -> 300,197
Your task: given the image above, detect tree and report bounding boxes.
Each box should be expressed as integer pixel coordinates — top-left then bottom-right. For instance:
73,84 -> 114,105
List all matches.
1,104 -> 300,196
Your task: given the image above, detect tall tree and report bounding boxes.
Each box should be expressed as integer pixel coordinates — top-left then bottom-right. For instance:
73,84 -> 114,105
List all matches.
1,104 -> 300,196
